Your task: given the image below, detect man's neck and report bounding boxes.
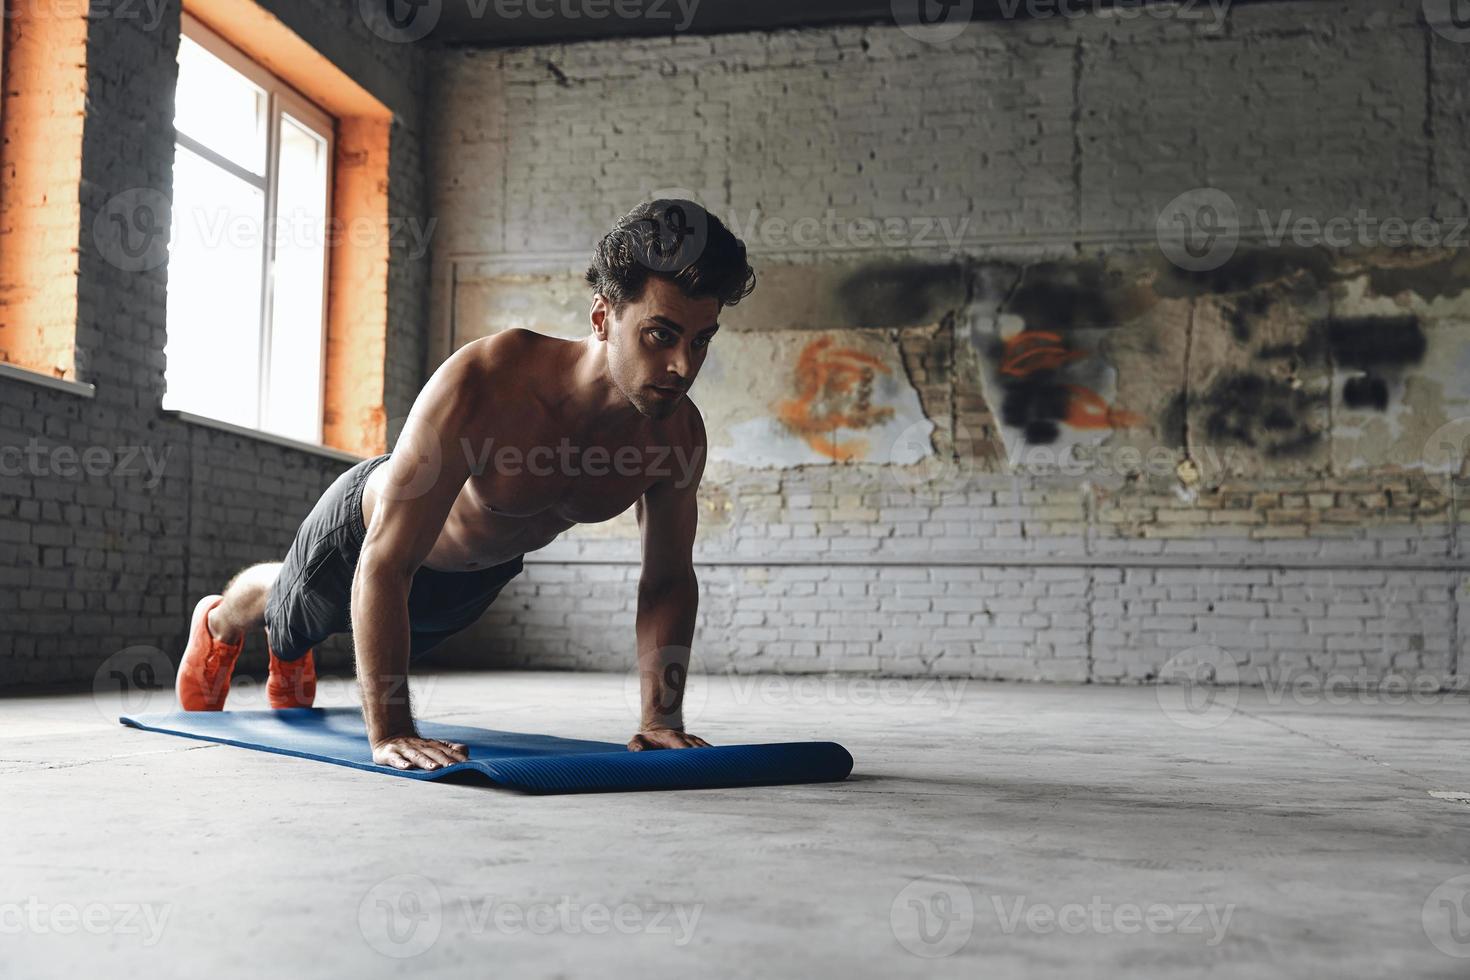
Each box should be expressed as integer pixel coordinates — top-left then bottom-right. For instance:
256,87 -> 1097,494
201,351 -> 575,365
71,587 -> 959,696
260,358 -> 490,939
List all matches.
560,336 -> 644,431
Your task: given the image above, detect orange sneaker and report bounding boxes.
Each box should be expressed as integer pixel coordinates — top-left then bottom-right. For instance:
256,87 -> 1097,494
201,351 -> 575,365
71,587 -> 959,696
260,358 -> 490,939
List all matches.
268,647 -> 317,709
176,595 -> 244,711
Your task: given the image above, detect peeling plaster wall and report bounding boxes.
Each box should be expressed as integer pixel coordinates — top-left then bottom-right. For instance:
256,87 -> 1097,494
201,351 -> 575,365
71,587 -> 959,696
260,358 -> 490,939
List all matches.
423,0 -> 1470,686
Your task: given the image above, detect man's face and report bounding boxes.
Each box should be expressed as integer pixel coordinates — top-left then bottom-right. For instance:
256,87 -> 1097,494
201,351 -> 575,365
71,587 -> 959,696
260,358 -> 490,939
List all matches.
596,276 -> 721,420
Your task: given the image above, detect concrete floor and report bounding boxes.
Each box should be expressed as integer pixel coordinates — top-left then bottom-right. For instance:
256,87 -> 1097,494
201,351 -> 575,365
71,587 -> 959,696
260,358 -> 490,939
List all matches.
2,671 -> 1468,979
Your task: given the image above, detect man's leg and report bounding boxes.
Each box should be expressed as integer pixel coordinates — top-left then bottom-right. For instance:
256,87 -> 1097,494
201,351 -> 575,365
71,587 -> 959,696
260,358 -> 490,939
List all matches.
176,562 -> 283,711
206,562 -> 283,645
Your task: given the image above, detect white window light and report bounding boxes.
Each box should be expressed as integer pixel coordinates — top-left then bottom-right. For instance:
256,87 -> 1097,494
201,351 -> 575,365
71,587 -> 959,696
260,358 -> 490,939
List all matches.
165,13 -> 335,445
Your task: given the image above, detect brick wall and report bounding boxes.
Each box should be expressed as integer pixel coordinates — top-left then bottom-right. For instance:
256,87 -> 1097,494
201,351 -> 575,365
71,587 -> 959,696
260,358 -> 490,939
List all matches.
0,0 -> 428,686
426,0 -> 1470,688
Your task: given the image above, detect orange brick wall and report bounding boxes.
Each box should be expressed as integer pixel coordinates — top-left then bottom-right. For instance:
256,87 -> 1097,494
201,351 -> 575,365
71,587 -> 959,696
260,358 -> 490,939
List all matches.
323,116 -> 391,456
0,1 -> 89,379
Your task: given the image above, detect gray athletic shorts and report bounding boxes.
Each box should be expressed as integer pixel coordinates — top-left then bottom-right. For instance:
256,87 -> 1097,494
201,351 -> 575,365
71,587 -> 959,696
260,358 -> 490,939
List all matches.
263,453 -> 524,662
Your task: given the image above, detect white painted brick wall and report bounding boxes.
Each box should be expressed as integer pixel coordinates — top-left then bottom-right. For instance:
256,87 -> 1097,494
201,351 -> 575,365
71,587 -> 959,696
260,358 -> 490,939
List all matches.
421,0 -> 1465,688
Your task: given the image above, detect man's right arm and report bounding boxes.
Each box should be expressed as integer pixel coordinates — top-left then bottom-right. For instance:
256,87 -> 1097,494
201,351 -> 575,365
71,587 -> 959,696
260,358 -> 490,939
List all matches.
351,350 -> 483,771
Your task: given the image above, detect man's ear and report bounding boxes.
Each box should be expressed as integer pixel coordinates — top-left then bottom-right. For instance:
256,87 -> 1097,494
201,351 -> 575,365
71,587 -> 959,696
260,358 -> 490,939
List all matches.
590,295 -> 611,341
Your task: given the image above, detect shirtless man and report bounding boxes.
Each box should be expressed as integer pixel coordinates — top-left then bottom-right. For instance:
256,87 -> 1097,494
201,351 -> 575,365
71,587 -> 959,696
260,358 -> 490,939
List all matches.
174,199 -> 756,772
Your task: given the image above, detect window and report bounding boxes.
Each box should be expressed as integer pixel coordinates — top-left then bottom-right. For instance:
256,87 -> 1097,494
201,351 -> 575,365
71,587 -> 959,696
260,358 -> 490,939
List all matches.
165,14 -> 334,444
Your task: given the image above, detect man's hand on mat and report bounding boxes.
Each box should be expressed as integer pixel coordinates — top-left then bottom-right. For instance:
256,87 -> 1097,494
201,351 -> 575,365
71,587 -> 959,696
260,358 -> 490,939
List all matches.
627,728 -> 711,751
372,734 -> 469,771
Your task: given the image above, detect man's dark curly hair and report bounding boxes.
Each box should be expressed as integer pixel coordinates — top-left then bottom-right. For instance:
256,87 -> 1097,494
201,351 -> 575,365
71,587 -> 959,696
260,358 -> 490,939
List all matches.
585,199 -> 756,317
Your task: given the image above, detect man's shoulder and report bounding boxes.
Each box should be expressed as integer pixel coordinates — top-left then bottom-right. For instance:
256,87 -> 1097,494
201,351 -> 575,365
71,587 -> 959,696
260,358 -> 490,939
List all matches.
460,328 -> 562,371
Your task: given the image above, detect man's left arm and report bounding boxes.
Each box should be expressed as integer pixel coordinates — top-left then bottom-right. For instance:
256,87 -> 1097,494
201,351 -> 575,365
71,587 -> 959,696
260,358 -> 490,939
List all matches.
628,418 -> 711,751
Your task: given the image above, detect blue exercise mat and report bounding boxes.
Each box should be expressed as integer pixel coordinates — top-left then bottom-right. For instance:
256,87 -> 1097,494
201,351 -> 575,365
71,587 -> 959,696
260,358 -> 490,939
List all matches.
119,708 -> 853,794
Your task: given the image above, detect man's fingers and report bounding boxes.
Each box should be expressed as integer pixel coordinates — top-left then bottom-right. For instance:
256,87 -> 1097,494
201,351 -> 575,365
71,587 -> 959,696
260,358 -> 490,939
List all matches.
419,747 -> 457,769
627,731 -> 710,751
404,747 -> 445,770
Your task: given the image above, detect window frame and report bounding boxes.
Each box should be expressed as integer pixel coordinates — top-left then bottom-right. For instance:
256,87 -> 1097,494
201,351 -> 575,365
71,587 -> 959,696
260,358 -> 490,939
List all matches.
172,12 -> 336,444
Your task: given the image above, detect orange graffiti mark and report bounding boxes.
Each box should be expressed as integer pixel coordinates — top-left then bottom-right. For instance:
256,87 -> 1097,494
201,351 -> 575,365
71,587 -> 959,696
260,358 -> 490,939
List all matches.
775,337 -> 896,461
996,330 -> 1143,435
1062,385 -> 1146,431
1000,331 -> 1089,377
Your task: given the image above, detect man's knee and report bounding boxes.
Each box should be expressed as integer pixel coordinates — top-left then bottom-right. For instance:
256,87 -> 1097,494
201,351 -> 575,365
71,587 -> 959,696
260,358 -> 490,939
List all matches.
225,561 -> 284,596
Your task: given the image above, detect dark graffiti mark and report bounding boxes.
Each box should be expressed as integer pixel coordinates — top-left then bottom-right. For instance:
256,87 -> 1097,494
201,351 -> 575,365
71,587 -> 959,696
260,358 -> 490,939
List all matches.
1003,260 -> 1156,331
1255,315 -> 1426,414
993,331 -> 1144,445
1343,376 -> 1390,411
1001,382 -> 1069,445
837,261 -> 966,329
1323,315 -> 1418,413
1325,316 -> 1426,369
1156,246 -> 1336,299
1365,253 -> 1470,303
1200,372 -> 1323,458
1228,292 -> 1276,344
1328,315 -> 1425,414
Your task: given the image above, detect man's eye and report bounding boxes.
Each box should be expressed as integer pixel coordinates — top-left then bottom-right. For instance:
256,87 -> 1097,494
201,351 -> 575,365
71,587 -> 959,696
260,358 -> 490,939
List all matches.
693,335 -> 713,350
650,328 -> 674,343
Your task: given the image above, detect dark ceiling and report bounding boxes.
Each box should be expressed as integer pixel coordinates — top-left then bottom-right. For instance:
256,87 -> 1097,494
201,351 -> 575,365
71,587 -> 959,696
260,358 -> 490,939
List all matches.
415,0 -> 1298,47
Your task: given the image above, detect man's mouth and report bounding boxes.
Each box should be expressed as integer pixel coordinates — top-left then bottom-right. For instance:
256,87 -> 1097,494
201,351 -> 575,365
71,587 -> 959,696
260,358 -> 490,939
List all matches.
650,384 -> 684,398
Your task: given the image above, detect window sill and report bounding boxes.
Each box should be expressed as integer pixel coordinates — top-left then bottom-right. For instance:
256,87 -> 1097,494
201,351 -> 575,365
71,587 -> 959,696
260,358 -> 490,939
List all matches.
0,361 -> 96,398
164,410 -> 365,465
